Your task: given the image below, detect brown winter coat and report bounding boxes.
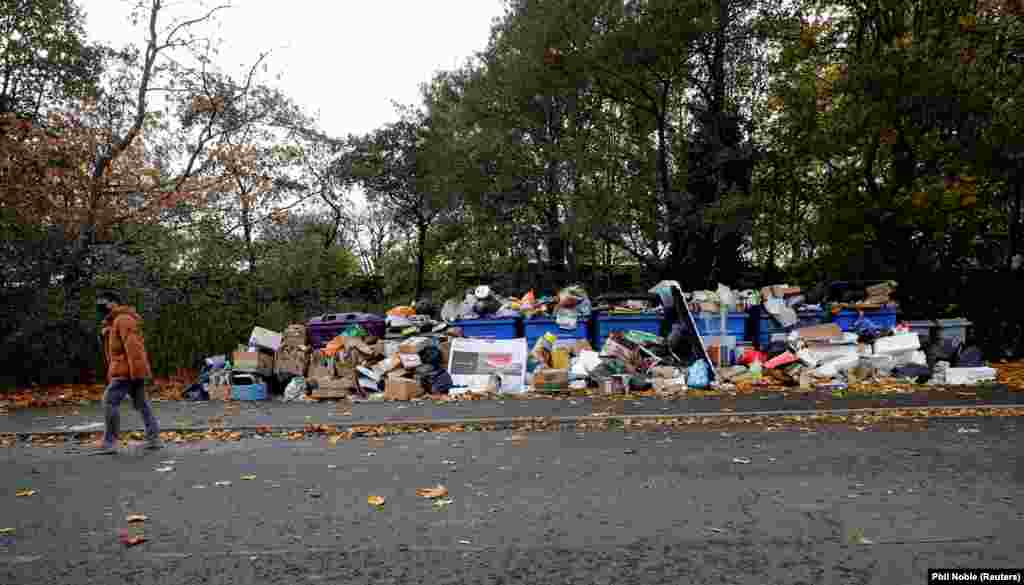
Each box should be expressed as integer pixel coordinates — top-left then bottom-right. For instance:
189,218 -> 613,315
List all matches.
102,305 -> 153,382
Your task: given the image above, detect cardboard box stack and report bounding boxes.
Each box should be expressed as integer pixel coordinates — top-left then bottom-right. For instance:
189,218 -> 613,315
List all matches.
274,324 -> 310,378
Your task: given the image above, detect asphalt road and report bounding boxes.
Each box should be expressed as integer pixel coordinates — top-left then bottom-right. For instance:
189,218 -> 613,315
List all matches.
4,386 -> 1023,434
1,418 -> 1022,584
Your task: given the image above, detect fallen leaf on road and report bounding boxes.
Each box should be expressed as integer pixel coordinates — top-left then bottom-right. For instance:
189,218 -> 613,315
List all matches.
15,490 -> 36,497
416,485 -> 449,499
367,495 -> 386,507
240,475 -> 257,481
126,515 -> 148,523
433,498 -> 454,508
214,481 -> 232,487
732,457 -> 752,464
154,466 -> 174,473
120,533 -> 147,547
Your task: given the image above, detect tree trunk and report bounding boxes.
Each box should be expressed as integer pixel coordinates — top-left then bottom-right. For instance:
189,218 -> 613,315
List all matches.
415,220 -> 427,302
1011,176 -> 1022,271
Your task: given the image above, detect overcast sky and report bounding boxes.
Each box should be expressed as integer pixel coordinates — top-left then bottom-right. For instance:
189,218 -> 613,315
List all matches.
78,0 -> 505,138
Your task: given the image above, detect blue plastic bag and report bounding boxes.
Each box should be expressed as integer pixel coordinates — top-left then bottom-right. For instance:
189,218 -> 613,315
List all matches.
852,315 -> 881,337
687,360 -> 710,389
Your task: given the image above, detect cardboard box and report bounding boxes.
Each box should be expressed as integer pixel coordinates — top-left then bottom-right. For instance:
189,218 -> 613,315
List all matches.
344,336 -> 376,356
306,351 -> 335,380
651,366 -> 683,379
399,337 -> 431,354
282,324 -> 307,346
532,368 -> 569,390
866,282 -> 895,297
598,376 -> 628,395
551,348 -> 571,370
249,327 -> 283,352
794,323 -> 842,341
399,352 -> 423,369
274,346 -> 309,377
384,374 -> 425,401
310,374 -> 357,399
232,351 -> 274,374
573,340 -> 593,355
653,377 -> 687,393
440,341 -> 451,369
207,382 -> 231,401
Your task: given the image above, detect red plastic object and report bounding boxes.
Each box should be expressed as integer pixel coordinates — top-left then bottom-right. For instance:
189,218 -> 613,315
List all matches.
764,351 -> 798,369
738,350 -> 767,366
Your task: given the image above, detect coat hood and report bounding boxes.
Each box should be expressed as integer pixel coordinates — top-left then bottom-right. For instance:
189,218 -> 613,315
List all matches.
104,305 -> 143,326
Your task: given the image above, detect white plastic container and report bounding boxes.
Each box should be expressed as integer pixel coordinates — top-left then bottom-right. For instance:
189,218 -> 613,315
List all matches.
945,367 -> 996,385
248,326 -> 283,352
873,333 -> 920,355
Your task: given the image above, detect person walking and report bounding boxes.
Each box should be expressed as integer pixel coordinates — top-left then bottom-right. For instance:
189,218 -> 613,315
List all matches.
95,291 -> 161,454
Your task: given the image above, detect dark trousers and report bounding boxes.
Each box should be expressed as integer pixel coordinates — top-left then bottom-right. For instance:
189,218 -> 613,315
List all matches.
103,379 -> 160,446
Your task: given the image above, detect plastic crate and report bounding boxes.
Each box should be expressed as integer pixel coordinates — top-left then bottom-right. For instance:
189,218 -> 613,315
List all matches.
593,313 -> 664,350
524,318 -> 590,350
693,312 -> 748,342
794,308 -> 824,329
831,307 -> 899,332
905,318 -> 972,346
229,374 -> 267,401
748,307 -> 826,349
307,313 -> 386,349
452,318 -> 522,340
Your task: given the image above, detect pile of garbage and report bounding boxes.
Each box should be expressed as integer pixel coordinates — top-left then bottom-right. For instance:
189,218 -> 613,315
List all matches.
725,321 -> 995,391
385,304 -> 445,337
440,284 -> 593,324
524,281 -> 714,395
528,329 -> 711,396
440,286 -> 520,321
183,321 -> 463,402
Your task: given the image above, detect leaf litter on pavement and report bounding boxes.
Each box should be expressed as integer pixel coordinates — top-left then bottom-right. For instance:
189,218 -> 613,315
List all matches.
416,485 -> 449,499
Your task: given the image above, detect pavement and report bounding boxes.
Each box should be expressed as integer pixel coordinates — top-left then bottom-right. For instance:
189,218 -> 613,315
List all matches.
2,385 -> 1023,435
1,417 -> 1021,584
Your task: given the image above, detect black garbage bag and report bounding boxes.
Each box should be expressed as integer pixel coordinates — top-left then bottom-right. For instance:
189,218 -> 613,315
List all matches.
955,345 -> 984,368
419,346 -> 444,368
892,364 -> 932,383
183,383 -> 209,401
427,370 -> 454,394
474,297 -> 502,316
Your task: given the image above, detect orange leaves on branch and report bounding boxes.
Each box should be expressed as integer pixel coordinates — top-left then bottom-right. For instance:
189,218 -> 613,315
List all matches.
959,14 -> 978,33
894,33 -> 913,50
879,127 -> 898,145
190,95 -> 226,114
